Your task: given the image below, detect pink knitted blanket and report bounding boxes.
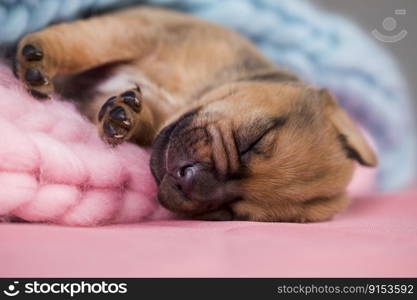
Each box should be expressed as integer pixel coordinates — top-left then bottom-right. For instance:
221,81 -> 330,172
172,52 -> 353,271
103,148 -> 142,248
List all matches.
0,65 -> 166,226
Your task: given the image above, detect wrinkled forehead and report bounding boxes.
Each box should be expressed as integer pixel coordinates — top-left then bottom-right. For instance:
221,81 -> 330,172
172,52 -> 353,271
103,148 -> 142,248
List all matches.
198,82 -> 314,116
194,82 -> 321,128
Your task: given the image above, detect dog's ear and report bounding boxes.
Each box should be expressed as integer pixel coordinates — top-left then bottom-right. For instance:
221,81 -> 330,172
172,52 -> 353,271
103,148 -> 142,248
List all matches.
320,89 -> 378,167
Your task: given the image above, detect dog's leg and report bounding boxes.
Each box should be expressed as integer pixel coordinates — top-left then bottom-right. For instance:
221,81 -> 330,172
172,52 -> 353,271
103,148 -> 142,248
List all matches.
15,14 -> 157,98
97,86 -> 157,146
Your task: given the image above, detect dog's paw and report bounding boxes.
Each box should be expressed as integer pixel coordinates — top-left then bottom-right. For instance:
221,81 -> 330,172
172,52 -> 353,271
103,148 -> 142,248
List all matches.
16,39 -> 54,99
98,87 -> 142,145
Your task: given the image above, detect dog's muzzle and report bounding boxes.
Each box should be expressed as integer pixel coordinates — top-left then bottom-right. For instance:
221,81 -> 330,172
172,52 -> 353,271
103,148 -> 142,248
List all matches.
150,111 -> 241,215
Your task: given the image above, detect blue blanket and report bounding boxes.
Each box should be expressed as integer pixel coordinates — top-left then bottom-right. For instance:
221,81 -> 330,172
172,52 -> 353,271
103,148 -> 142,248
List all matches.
1,0 -> 415,190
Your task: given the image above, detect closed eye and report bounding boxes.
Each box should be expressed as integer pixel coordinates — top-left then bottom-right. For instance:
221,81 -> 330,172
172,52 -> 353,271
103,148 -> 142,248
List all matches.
238,116 -> 287,157
239,129 -> 272,156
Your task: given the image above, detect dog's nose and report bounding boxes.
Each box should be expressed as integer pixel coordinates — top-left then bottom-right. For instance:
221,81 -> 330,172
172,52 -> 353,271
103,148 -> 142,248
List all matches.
173,163 -> 201,197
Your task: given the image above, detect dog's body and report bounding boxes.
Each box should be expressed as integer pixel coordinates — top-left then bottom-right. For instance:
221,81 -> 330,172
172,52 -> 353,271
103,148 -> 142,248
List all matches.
15,7 -> 377,222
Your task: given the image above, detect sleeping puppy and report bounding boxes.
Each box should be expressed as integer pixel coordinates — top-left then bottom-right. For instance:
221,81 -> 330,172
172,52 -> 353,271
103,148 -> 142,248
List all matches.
14,7 -> 377,222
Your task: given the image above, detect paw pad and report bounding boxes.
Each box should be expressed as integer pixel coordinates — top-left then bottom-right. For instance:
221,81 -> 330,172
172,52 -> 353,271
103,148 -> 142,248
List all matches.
25,68 -> 47,86
109,106 -> 130,126
98,88 -> 142,145
22,44 -> 43,61
98,96 -> 116,122
121,90 -> 141,112
103,121 -> 124,139
17,41 -> 52,99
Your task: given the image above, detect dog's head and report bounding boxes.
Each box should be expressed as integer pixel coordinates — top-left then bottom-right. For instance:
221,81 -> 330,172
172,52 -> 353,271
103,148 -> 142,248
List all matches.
150,81 -> 377,222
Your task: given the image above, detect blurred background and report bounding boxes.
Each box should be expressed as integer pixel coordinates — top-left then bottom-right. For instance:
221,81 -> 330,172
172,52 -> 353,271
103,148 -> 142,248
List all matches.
315,0 -> 417,116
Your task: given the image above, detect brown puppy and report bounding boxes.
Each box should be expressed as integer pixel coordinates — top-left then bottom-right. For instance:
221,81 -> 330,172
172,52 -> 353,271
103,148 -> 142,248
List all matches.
15,7 -> 377,222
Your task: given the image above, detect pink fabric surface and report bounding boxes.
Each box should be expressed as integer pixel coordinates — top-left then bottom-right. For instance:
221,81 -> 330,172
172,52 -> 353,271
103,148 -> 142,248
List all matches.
1,190 -> 416,277
0,64 -> 160,225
